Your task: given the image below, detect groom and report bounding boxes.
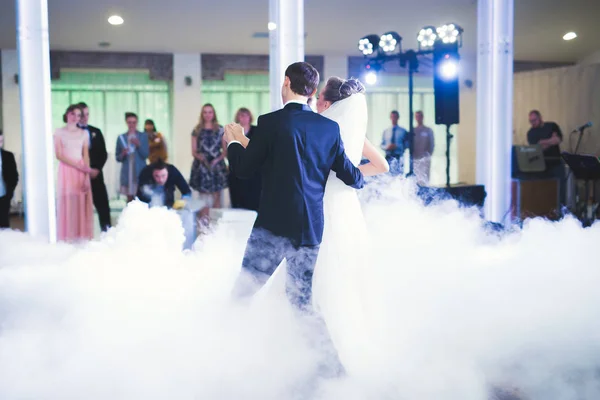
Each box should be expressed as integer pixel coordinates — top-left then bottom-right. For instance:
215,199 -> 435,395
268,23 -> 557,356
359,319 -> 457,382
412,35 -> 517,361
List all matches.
224,62 -> 364,310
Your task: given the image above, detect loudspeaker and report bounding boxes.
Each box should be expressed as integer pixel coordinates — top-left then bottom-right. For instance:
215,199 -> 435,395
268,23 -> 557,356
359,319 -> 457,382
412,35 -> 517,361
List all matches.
433,42 -> 460,126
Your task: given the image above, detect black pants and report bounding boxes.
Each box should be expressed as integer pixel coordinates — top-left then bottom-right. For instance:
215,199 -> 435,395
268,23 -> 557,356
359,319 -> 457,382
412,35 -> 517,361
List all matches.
233,228 -> 344,377
233,228 -> 320,310
0,195 -> 10,228
91,174 -> 111,231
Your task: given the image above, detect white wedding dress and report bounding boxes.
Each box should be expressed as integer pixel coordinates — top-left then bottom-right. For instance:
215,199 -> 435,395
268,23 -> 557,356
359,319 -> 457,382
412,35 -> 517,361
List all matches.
262,93 -> 375,376
313,93 -> 375,376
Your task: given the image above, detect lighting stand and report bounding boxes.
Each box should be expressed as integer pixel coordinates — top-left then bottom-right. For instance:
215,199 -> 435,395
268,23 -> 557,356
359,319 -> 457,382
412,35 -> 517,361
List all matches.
445,124 -> 454,187
403,50 -> 419,177
372,49 -> 431,177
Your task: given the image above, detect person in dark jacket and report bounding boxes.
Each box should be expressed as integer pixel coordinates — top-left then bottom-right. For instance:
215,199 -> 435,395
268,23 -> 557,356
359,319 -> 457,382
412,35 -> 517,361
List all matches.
137,159 -> 191,208
0,130 -> 19,228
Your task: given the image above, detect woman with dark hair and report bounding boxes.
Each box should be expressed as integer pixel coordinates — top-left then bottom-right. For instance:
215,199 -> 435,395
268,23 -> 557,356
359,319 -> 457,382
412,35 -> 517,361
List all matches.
144,119 -> 168,164
312,77 -> 389,375
227,107 -> 261,212
54,104 -> 94,241
317,77 -> 389,176
189,103 -> 228,217
116,112 -> 149,203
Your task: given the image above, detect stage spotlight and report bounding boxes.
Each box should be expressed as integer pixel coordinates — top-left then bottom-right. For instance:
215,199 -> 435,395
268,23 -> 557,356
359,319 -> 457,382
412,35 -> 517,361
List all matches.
436,23 -> 463,45
438,56 -> 458,80
358,35 -> 381,56
417,26 -> 437,50
379,31 -> 402,53
365,71 -> 378,85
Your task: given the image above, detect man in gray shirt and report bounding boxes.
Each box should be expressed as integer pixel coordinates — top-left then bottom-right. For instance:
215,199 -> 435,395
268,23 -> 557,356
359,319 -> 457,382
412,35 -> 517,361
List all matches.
413,111 -> 435,184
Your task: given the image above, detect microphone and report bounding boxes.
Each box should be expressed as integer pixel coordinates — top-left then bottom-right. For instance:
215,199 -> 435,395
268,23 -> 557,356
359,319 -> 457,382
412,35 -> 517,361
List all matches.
572,121 -> 592,133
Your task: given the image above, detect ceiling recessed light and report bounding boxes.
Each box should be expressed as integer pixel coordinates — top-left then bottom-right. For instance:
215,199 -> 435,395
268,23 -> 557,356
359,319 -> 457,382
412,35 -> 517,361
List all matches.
563,32 -> 577,41
108,15 -> 124,25
268,22 -> 277,31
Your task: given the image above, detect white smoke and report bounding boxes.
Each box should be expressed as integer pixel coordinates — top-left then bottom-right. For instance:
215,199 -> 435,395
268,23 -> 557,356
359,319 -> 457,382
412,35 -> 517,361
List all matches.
0,181 -> 599,399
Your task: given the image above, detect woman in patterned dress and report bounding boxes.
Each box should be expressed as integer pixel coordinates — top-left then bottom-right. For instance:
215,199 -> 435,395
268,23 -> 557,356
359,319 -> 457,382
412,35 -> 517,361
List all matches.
189,103 -> 228,219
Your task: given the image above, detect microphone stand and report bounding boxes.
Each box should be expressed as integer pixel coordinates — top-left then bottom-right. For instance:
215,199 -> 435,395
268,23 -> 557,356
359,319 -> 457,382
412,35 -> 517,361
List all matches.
568,124 -> 592,224
572,125 -> 589,155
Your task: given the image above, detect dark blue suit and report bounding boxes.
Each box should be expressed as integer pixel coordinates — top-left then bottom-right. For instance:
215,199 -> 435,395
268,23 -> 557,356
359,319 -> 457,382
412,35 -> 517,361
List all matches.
228,102 -> 364,309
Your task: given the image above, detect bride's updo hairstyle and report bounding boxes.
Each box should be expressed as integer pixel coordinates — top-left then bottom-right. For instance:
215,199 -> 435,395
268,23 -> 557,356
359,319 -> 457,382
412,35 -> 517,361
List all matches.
321,77 -> 365,104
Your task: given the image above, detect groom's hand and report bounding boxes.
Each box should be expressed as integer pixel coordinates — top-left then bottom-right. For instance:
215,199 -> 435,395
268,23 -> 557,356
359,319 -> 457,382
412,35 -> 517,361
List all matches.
225,123 -> 249,148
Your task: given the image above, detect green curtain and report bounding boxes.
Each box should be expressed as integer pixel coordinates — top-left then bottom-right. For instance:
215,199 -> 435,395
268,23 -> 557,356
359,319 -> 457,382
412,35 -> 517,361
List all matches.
202,72 -> 458,185
51,70 -> 172,199
51,70 -> 171,151
201,73 -> 271,125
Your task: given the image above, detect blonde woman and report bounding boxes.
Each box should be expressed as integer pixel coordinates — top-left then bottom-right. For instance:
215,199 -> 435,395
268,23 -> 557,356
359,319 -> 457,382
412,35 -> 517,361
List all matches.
189,103 -> 228,215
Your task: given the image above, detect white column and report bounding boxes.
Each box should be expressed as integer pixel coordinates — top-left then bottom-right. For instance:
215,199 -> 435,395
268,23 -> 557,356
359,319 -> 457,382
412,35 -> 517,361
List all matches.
1,50 -> 23,204
269,0 -> 304,111
324,55 -> 349,80
16,0 -> 56,241
476,0 -> 514,223
172,53 -> 202,173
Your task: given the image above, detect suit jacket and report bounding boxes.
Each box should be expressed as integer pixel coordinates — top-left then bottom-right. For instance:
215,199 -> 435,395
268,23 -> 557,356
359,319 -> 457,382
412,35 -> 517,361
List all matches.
228,102 -> 364,246
1,149 -> 18,199
227,126 -> 262,212
115,131 -> 150,187
137,163 -> 191,208
85,125 -> 108,172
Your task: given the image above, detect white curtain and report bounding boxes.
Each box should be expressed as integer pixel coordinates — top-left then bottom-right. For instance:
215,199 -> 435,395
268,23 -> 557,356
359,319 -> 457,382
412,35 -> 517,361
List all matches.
513,63 -> 600,204
513,64 -> 600,155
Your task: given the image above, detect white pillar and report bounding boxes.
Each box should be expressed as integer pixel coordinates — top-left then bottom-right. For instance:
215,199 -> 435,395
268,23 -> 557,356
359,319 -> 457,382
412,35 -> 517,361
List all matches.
269,0 -> 304,111
1,50 -> 23,204
476,0 -> 514,223
324,55 -> 349,80
16,0 -> 56,241
172,53 -> 202,172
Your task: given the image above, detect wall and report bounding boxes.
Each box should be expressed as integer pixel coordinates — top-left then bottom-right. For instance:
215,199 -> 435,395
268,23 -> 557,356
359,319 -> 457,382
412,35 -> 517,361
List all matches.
172,53 -> 202,173
578,50 -> 600,66
324,55 -> 349,80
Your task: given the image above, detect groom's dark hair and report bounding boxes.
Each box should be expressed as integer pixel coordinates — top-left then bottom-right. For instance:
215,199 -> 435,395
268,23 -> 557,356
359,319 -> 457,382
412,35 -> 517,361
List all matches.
285,62 -> 319,97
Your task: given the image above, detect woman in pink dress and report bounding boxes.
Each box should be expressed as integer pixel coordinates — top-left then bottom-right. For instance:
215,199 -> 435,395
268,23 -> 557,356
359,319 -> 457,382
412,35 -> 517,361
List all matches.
54,104 -> 94,242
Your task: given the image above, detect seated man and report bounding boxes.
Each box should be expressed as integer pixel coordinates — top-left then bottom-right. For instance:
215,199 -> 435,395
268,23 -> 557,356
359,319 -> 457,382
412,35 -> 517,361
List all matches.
137,159 -> 191,208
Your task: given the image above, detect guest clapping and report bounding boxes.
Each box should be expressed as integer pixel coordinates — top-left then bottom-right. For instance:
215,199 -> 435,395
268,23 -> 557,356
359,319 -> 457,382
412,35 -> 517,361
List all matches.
116,112 -> 149,203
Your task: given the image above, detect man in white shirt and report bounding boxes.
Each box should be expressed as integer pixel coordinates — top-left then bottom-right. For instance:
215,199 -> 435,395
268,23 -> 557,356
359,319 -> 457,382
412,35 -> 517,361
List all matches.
412,110 -> 435,184
380,110 -> 408,175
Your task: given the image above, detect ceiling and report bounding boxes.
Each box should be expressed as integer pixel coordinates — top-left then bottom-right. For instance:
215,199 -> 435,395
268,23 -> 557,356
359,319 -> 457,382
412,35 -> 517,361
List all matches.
0,0 -> 598,62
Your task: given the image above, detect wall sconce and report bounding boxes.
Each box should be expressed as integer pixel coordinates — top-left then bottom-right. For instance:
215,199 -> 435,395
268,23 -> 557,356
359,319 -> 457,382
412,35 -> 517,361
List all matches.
184,76 -> 192,86
14,74 -> 19,84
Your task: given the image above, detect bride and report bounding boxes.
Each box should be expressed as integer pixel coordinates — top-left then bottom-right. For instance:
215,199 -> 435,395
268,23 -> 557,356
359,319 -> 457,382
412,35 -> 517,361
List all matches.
313,78 -> 389,375
263,77 -> 389,375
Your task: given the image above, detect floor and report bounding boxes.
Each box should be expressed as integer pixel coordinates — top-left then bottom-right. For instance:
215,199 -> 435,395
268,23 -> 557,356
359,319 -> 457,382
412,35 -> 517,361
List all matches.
8,199 -> 126,238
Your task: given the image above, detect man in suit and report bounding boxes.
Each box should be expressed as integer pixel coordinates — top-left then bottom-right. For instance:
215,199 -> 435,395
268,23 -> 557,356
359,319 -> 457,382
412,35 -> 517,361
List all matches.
225,62 -> 364,311
77,102 -> 111,231
0,130 -> 19,228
